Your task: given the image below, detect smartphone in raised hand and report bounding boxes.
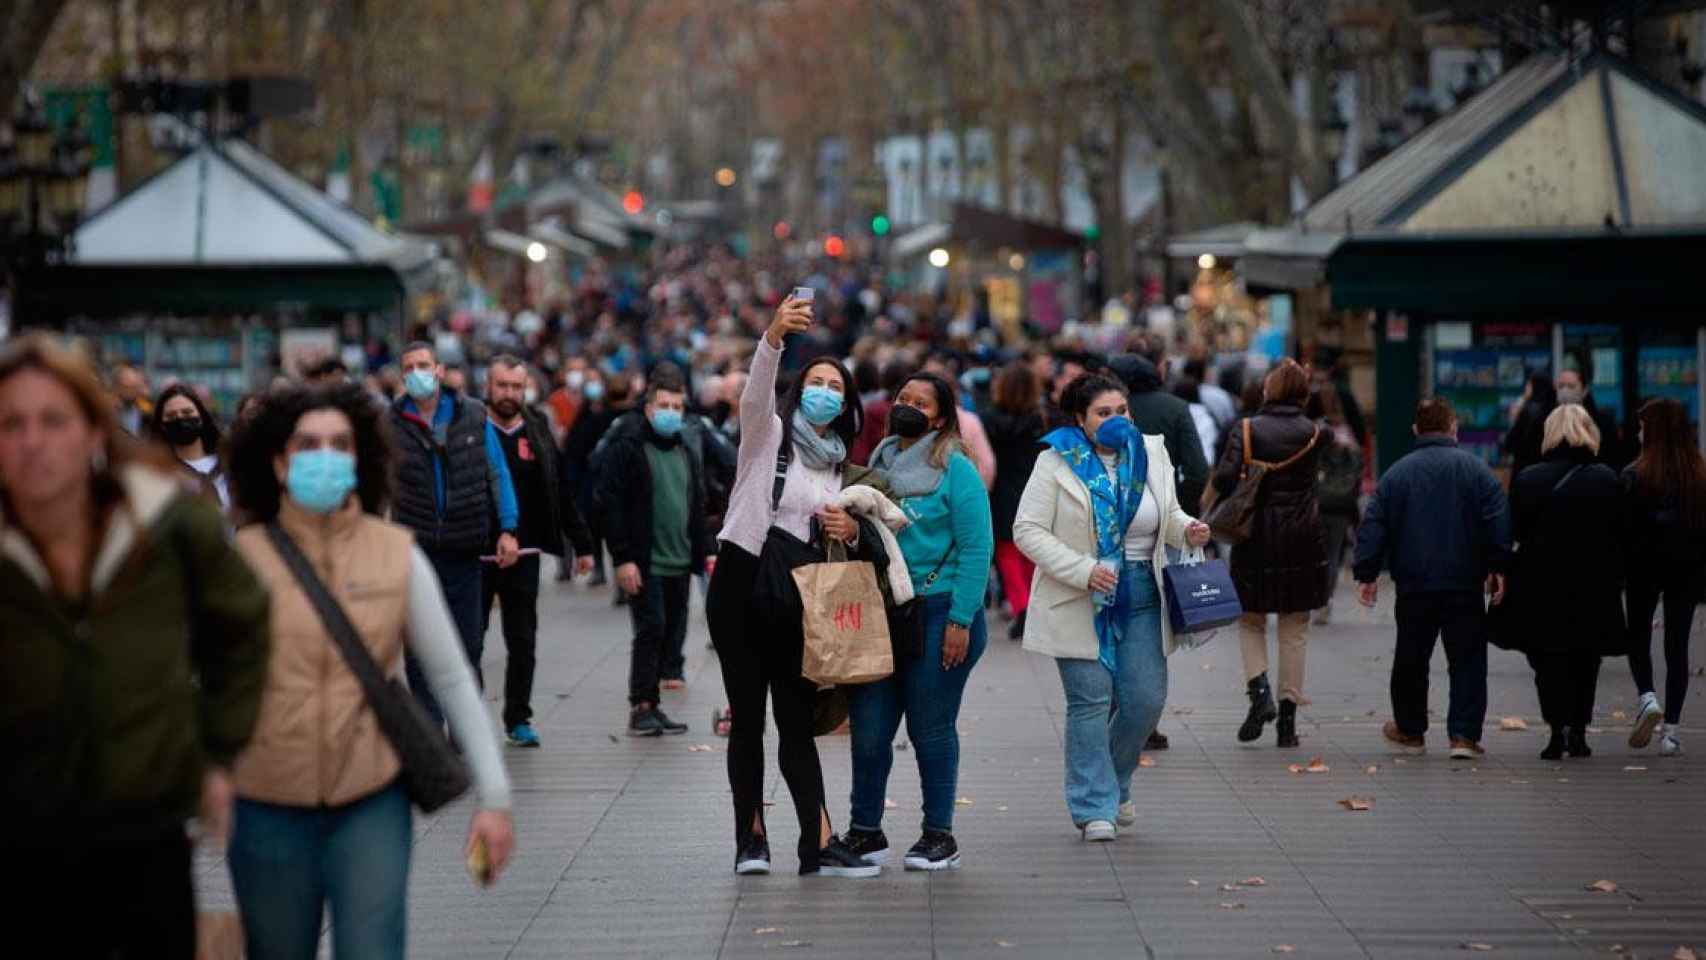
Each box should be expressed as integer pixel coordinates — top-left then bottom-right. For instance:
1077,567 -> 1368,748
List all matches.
790,286 -> 815,304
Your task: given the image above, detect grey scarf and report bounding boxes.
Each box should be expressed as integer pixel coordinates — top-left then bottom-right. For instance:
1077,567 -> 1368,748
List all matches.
869,431 -> 944,498
789,410 -> 847,471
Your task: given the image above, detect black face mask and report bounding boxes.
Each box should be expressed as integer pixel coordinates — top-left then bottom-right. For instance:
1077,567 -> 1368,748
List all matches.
161,417 -> 204,447
888,404 -> 930,439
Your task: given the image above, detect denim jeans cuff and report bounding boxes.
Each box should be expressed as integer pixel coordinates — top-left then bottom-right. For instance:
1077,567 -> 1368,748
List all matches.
850,821 -> 882,834
923,823 -> 953,835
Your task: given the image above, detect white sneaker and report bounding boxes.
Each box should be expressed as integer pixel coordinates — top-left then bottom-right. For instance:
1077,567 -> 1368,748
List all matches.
1117,802 -> 1137,827
1630,695 -> 1664,749
1082,820 -> 1118,842
1658,728 -> 1682,757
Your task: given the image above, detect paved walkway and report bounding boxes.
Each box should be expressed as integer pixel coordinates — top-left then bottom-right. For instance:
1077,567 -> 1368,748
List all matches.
197,566 -> 1706,958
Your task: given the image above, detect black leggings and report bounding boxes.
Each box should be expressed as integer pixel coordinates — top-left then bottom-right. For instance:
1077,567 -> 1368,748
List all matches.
1527,651 -> 1601,730
707,541 -> 827,864
1626,569 -> 1698,725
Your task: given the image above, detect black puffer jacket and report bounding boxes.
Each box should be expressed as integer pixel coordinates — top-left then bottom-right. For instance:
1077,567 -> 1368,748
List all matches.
591,418 -> 713,577
1108,355 -> 1208,511
1211,404 -> 1328,613
983,407 -> 1045,542
1508,449 -> 1626,656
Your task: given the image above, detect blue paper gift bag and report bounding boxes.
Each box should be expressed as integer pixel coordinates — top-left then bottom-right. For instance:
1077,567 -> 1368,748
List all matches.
1163,548 -> 1244,642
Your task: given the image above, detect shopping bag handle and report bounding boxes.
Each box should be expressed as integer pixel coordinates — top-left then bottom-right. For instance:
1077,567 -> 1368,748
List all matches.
1179,545 -> 1207,566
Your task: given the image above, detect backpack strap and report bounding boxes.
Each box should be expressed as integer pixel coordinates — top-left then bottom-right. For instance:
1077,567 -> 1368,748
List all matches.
769,437 -> 793,513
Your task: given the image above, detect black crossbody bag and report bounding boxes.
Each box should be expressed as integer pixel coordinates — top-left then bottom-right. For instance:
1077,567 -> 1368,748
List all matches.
264,524 -> 472,813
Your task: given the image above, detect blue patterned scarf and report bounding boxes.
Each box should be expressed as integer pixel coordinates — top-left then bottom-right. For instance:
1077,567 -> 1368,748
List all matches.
1043,425 -> 1147,674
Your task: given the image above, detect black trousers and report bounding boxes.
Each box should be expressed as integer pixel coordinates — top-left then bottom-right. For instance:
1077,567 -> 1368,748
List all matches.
1626,567 -> 1698,725
18,824 -> 195,958
482,553 -> 542,729
629,568 -> 691,706
707,541 -> 827,864
1391,591 -> 1488,742
1527,650 -> 1601,730
407,547 -> 485,725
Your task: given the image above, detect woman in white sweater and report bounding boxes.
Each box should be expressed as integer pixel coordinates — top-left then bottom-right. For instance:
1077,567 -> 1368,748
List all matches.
1014,373 -> 1210,841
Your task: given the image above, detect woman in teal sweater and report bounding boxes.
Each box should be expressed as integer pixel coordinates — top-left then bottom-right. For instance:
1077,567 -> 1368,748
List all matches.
845,372 -> 994,872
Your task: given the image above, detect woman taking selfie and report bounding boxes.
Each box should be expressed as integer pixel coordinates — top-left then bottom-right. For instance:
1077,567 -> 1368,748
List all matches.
224,384 -> 514,958
843,372 -> 993,871
707,295 -> 877,878
153,383 -> 231,509
1623,398 -> 1704,757
2,334 -> 271,958
1013,373 -> 1211,841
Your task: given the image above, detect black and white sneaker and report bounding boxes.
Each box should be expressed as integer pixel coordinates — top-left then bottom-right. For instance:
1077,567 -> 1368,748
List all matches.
803,837 -> 881,878
903,830 -> 961,871
735,835 -> 771,875
842,827 -> 890,864
627,706 -> 689,737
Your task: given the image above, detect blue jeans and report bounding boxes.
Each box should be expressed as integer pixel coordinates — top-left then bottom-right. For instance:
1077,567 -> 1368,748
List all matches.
1055,560 -> 1168,826
408,548 -> 485,725
848,594 -> 988,834
228,782 -> 412,960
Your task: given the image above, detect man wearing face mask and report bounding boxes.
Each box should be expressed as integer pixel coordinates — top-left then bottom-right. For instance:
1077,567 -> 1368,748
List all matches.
1554,367 -> 1628,468
390,341 -> 522,726
483,356 -> 597,748
592,366 -> 713,735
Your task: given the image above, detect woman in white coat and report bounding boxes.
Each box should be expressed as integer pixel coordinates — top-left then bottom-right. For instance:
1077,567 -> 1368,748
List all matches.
1014,373 -> 1211,841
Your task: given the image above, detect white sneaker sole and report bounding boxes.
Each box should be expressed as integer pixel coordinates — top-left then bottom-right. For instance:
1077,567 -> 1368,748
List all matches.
904,853 -> 961,871
1658,738 -> 1681,757
1630,708 -> 1663,749
813,863 -> 881,878
735,859 -> 771,875
1082,823 -> 1118,842
1448,747 -> 1482,760
858,847 -> 890,865
1117,805 -> 1137,827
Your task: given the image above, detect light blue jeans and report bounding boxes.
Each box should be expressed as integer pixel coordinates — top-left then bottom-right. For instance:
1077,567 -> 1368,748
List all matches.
1055,560 -> 1168,827
228,781 -> 412,960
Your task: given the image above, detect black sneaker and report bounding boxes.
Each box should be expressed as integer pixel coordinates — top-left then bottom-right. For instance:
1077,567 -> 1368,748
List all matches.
842,827 -> 890,864
735,835 -> 771,875
802,837 -> 881,878
903,830 -> 961,872
627,706 -> 689,737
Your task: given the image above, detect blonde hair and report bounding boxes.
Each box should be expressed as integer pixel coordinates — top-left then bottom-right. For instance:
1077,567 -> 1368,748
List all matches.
1541,403 -> 1600,456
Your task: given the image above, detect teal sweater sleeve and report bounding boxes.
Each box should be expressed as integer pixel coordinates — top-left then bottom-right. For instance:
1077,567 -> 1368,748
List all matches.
942,453 -> 994,626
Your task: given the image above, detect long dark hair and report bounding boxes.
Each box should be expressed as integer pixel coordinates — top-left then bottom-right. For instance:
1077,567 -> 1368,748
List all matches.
779,355 -> 863,469
227,383 -> 394,523
151,383 -> 223,455
1527,373 -> 1557,410
1634,398 -> 1706,530
991,362 -> 1042,416
894,371 -> 966,468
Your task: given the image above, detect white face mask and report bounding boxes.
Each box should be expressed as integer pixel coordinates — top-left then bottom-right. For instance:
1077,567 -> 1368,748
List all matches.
524,386 -> 539,405
1557,385 -> 1585,405
566,371 -> 586,390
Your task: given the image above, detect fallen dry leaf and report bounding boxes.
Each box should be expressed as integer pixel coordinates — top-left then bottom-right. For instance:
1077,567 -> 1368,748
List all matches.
1611,710 -> 1629,721
1201,663 -> 1214,671
780,941 -> 811,949
994,940 -> 1015,949
1366,765 -> 1380,774
1499,717 -> 1529,731
1339,797 -> 1375,811
1219,902 -> 1246,910
1609,945 -> 1626,955
1139,755 -> 1157,768
1306,758 -> 1331,774
1287,764 -> 1306,774
1673,948 -> 1698,960
754,927 -> 783,935
688,744 -> 714,753
1461,943 -> 1495,952
1188,879 -> 1201,887
1624,765 -> 1648,772
1393,757 -> 1408,765
1586,880 -> 1619,893
1273,947 -> 1297,954
955,796 -> 975,806
996,805 -> 1009,812
1221,883 -> 1238,892
1239,876 -> 1268,887
1510,779 -> 1531,784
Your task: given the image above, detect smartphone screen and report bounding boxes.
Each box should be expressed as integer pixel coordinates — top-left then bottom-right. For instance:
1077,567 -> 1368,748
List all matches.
791,286 -> 815,304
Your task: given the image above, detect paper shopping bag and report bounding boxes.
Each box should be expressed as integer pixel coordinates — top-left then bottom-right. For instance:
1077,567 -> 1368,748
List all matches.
1163,548 -> 1243,642
794,558 -> 894,687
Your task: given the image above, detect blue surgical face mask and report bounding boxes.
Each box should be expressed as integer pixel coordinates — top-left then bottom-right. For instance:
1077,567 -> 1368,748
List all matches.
1094,415 -> 1138,450
287,449 -> 357,514
404,368 -> 438,400
650,408 -> 684,437
584,380 -> 606,401
799,385 -> 844,426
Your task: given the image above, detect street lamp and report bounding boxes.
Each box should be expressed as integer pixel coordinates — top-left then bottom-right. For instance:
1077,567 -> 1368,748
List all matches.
928,247 -> 950,268
1,95 -> 95,270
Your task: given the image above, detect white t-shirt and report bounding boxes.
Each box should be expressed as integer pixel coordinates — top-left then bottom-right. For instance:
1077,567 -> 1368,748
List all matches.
1098,450 -> 1160,561
185,454 -> 230,508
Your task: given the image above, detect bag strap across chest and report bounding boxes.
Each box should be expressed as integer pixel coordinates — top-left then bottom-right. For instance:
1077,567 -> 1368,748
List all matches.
1241,418 -> 1321,476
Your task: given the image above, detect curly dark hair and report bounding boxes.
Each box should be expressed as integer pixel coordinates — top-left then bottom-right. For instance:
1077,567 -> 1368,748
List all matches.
151,383 -> 223,454
1060,372 -> 1128,420
226,383 -> 393,523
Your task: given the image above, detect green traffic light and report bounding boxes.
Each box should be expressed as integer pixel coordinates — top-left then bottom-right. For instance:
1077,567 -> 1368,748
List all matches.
871,214 -> 891,236
1085,224 -> 1100,240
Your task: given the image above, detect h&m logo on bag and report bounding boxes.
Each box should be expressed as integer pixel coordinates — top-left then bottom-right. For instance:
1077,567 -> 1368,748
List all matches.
833,603 -> 865,632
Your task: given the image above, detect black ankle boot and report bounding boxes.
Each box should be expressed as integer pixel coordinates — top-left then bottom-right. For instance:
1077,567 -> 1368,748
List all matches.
1566,727 -> 1593,758
1238,675 -> 1277,743
1540,726 -> 1566,760
1276,700 -> 1299,748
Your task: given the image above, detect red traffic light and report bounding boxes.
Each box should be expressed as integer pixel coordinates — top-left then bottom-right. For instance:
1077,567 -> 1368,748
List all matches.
824,234 -> 846,258
773,221 -> 792,240
622,190 -> 645,215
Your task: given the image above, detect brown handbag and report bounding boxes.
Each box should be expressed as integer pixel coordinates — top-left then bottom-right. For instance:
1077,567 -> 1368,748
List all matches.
1205,418 -> 1320,544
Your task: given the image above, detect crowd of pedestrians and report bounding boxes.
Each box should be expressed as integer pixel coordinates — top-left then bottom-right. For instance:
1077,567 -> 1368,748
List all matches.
2,242 -> 1701,955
